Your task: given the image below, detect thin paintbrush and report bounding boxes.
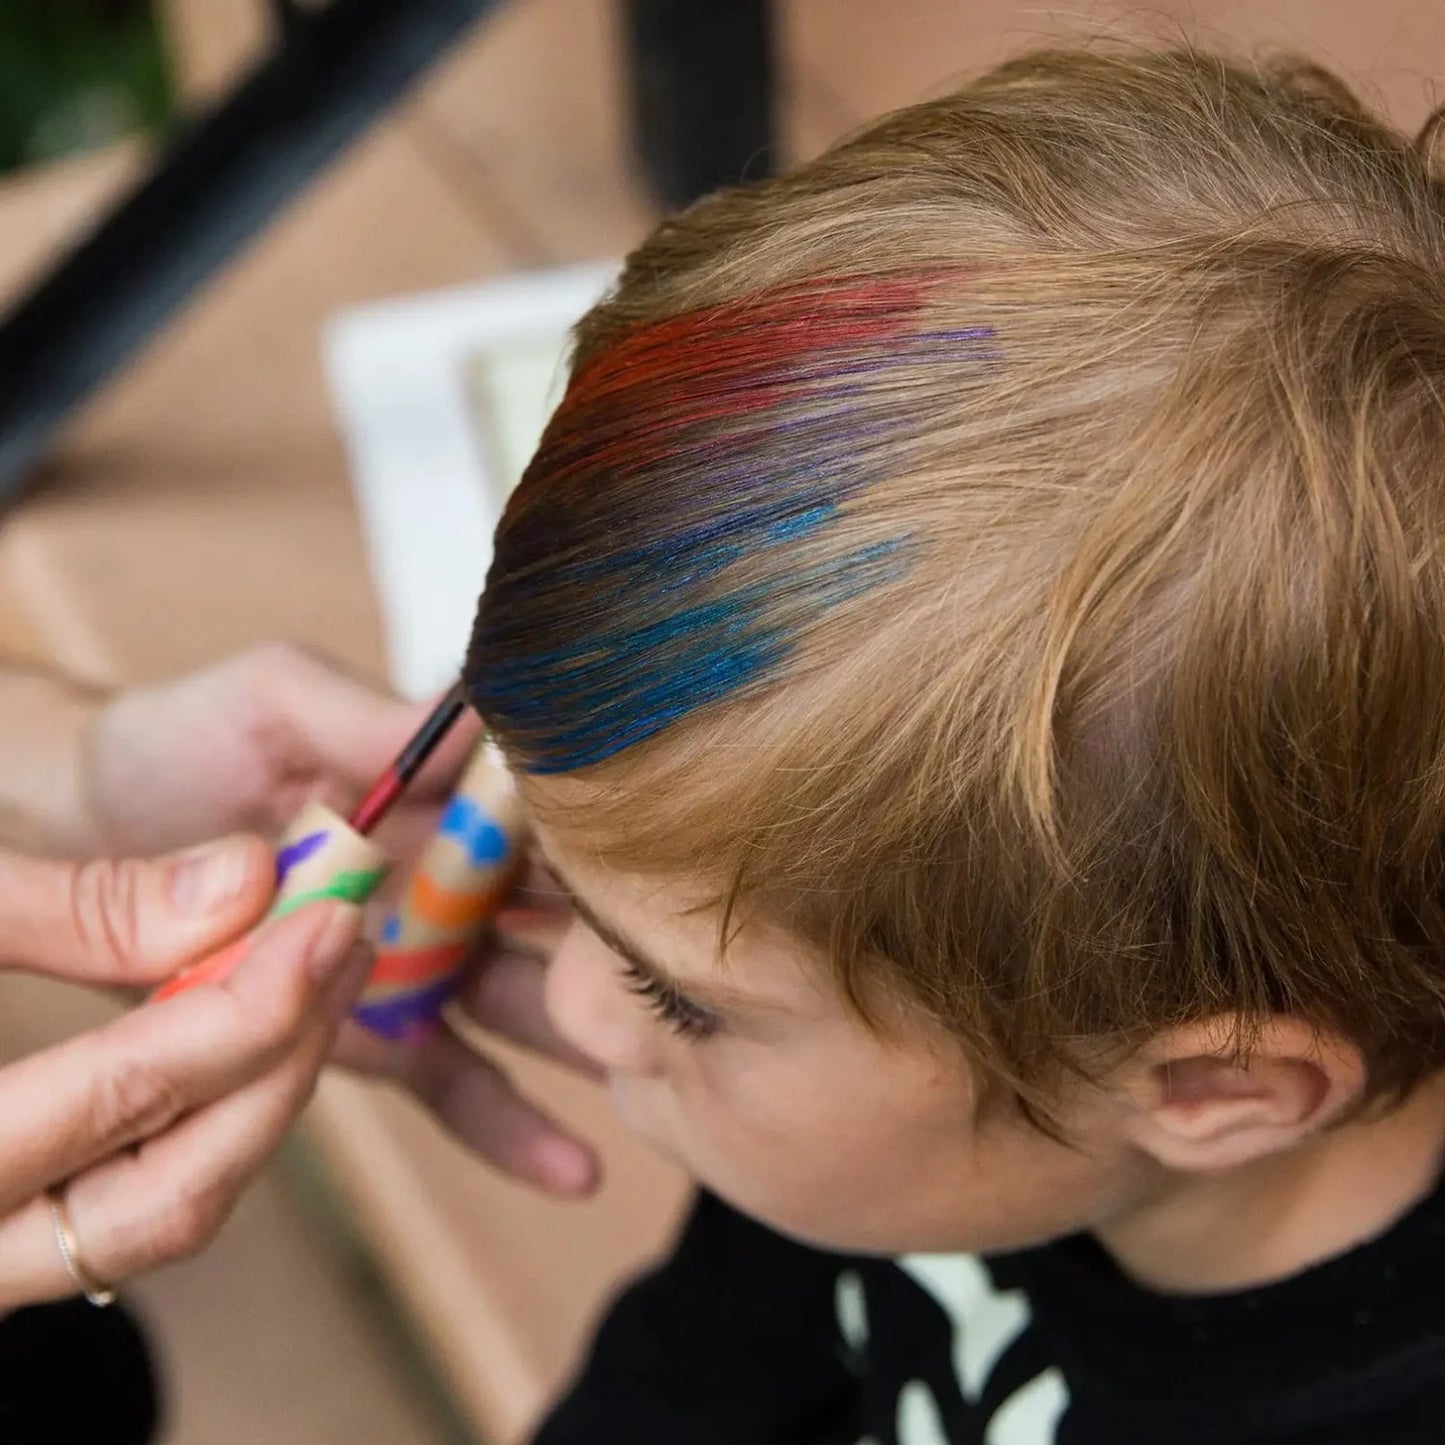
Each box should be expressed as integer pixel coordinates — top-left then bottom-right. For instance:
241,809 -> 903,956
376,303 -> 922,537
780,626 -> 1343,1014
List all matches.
349,677 -> 469,835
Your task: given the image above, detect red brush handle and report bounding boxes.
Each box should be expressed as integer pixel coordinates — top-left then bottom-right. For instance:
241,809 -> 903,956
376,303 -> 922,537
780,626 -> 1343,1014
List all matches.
349,766 -> 403,835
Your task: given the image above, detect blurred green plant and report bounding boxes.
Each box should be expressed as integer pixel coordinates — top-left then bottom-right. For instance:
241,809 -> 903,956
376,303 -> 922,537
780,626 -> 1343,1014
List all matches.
0,0 -> 172,173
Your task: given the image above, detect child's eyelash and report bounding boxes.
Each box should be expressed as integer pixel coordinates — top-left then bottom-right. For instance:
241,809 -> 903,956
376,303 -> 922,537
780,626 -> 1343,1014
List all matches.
618,957 -> 719,1040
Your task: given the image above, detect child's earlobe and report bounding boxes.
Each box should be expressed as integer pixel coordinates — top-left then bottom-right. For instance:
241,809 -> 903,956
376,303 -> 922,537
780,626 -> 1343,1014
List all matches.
1120,1017 -> 1367,1173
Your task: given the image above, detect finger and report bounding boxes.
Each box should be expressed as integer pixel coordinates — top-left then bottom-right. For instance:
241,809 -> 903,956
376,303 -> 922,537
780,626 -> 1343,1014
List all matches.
57,941 -> 374,1288
0,836 -> 275,986
452,950 -> 603,1076
517,854 -> 570,900
491,903 -> 572,959
0,902 -> 359,1217
0,941 -> 372,1306
400,1027 -> 601,1196
333,947 -> 598,1076
0,1195 -> 89,1309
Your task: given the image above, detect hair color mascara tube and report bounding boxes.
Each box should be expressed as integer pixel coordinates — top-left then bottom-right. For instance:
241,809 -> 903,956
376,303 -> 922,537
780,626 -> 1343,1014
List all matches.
353,740 -> 524,1041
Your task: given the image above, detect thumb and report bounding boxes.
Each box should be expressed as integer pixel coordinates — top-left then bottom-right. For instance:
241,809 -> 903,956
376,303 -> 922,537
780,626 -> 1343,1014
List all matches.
0,835 -> 275,986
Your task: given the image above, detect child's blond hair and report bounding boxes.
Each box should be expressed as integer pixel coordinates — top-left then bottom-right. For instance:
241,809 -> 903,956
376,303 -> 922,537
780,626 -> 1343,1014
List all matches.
471,48 -> 1445,1107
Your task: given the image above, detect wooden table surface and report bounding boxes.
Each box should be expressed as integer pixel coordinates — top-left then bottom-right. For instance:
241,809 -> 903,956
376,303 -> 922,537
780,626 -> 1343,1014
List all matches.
3,2 -> 1445,1439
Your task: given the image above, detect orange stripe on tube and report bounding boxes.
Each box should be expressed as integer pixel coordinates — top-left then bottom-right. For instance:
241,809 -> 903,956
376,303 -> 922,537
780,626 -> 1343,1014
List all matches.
407,871 -> 502,932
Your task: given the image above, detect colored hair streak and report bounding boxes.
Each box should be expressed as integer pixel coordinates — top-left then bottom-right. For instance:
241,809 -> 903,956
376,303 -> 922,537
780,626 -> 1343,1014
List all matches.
472,271 -> 993,772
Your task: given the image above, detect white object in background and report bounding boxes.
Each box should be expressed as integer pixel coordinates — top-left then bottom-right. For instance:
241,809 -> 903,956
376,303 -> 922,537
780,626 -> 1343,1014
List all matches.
323,262 -> 617,700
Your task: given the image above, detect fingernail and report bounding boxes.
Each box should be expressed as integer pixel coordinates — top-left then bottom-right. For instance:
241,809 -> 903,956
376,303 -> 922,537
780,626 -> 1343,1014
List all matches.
306,904 -> 362,983
169,841 -> 253,915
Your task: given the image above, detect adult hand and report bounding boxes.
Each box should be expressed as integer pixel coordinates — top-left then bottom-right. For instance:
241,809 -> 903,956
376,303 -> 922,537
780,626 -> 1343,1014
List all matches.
80,643 -> 477,858
335,856 -> 604,1198
83,646 -> 602,1196
0,835 -> 368,1309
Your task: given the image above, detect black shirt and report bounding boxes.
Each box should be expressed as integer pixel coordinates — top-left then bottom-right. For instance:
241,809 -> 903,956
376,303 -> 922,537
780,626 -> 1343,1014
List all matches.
534,1182 -> 1445,1443
0,1298 -> 160,1442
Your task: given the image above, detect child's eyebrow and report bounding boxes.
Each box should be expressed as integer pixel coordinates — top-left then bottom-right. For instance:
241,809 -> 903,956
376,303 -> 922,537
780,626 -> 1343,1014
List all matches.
536,851 -> 764,1014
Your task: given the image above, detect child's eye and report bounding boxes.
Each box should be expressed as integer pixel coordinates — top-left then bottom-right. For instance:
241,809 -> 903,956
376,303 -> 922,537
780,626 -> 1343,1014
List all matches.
618,957 -> 720,1041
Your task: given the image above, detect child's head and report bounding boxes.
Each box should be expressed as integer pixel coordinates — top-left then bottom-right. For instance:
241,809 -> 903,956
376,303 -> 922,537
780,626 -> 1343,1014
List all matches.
468,48 -> 1445,1257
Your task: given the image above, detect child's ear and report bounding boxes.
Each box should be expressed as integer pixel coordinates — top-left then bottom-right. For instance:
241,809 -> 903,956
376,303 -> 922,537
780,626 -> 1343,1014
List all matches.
1119,1017 -> 1366,1172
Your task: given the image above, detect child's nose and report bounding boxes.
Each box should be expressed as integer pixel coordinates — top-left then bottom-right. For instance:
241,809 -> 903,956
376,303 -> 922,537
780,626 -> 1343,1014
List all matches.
545,922 -> 659,1076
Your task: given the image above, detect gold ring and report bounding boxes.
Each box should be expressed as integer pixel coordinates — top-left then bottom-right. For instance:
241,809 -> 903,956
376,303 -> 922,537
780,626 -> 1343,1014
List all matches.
47,1190 -> 115,1308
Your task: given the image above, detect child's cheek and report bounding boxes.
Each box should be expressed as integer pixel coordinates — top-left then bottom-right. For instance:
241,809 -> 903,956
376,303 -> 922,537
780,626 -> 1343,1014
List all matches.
681,1042 -> 834,1155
